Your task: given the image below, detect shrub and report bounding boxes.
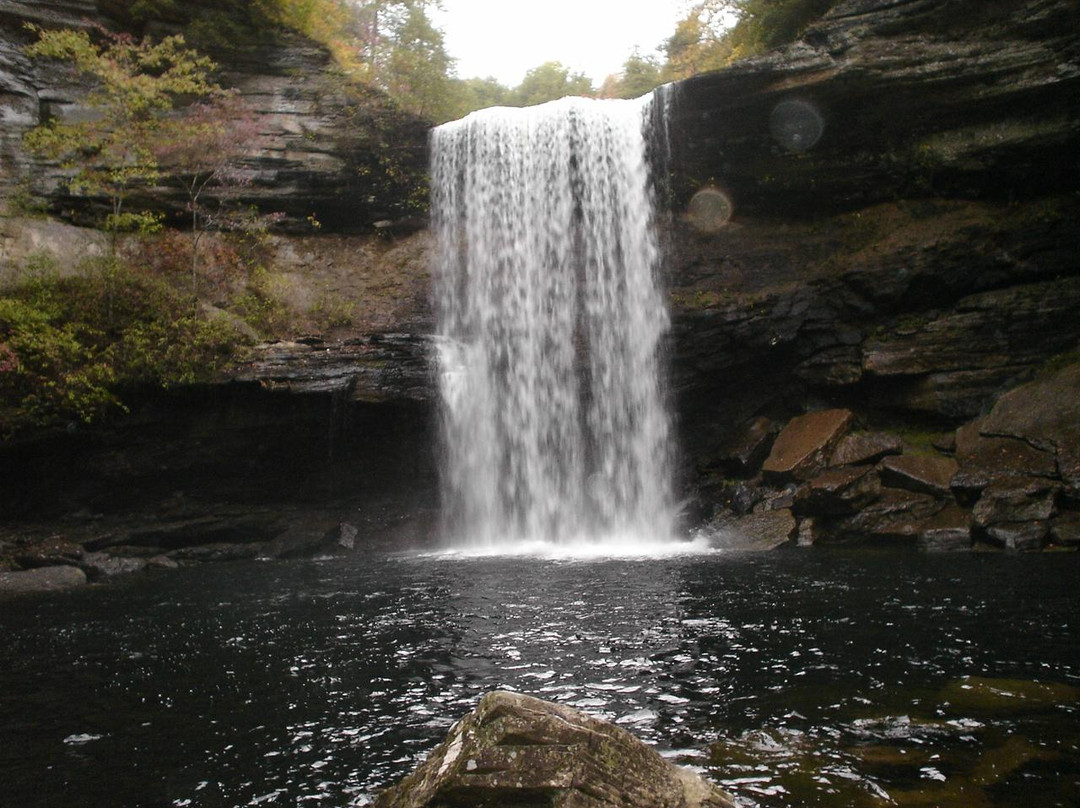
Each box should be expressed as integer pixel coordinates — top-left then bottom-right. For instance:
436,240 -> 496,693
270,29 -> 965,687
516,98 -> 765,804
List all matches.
0,258 -> 249,437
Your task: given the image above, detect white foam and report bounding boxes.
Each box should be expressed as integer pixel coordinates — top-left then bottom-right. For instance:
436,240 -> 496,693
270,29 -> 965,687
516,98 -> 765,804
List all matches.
416,533 -> 718,561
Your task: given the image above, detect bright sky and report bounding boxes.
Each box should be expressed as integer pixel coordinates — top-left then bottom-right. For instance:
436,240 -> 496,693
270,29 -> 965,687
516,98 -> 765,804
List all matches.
431,0 -> 688,87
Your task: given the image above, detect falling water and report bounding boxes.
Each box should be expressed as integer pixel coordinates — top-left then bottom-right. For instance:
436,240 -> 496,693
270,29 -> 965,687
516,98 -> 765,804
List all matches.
431,93 -> 675,549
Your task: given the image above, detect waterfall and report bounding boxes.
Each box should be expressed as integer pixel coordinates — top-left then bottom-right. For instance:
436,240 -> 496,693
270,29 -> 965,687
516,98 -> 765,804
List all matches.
431,93 -> 674,549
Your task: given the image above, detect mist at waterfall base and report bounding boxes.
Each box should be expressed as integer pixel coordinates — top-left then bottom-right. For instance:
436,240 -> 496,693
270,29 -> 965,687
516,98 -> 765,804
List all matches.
430,93 -> 697,557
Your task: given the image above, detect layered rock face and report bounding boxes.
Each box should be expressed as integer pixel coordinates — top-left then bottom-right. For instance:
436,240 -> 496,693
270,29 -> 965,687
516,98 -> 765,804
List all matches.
1,1 -> 437,573
666,0 -> 1080,548
667,0 -> 1079,423
0,0 -> 429,232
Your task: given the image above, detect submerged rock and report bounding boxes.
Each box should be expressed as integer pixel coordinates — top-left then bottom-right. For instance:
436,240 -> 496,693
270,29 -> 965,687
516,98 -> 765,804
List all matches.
939,676 -> 1080,715
374,691 -> 735,808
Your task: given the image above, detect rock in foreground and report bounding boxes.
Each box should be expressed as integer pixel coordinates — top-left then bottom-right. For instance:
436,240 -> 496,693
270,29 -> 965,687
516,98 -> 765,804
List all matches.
374,691 -> 734,808
0,565 -> 86,595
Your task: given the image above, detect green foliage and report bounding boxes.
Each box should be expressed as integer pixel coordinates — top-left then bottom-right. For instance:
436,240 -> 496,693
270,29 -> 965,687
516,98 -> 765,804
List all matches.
662,0 -> 840,80
23,25 -> 220,249
126,0 -> 353,60
600,51 -> 664,100
309,292 -> 356,330
514,62 -> 594,107
444,76 -> 508,118
0,256 -> 247,436
152,92 -> 266,291
663,10 -> 734,79
346,1 -> 460,121
230,266 -> 292,335
728,0 -> 840,55
381,4 -> 456,121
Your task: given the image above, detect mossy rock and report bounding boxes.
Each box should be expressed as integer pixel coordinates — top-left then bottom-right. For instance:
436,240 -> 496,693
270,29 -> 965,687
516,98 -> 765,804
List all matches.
939,676 -> 1080,716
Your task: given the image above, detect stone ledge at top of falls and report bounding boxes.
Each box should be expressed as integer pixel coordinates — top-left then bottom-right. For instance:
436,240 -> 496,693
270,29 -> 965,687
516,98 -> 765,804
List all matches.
0,0 -> 430,233
666,0 -> 1080,218
373,690 -> 736,808
225,335 -> 435,402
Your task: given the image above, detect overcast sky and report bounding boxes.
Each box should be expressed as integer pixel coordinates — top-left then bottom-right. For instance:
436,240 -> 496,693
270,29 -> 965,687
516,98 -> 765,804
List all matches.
431,0 -> 688,87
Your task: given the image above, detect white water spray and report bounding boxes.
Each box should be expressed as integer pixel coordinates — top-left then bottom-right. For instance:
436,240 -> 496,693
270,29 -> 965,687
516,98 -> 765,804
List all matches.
431,93 -> 675,550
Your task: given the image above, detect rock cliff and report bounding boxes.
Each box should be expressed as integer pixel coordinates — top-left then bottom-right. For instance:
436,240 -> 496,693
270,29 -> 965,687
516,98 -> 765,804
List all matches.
0,0 -> 429,232
662,0 -> 1080,550
2,0 -> 1078,566
666,0 -> 1079,427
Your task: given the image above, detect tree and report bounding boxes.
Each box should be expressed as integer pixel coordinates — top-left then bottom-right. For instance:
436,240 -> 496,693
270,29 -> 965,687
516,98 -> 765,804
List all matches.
662,0 -> 840,80
23,26 -> 220,254
603,51 -> 664,100
152,92 -> 264,294
514,62 -> 594,107
662,3 -> 736,81
384,4 -> 455,120
446,76 -> 512,118
346,0 -> 457,119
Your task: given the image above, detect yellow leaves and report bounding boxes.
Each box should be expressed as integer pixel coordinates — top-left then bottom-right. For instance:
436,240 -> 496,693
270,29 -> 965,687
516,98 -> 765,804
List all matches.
255,0 -> 352,53
23,25 -> 222,241
24,26 -> 221,124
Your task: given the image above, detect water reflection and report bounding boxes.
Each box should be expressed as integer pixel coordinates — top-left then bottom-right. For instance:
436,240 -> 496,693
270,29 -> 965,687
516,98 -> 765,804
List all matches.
0,551 -> 1076,807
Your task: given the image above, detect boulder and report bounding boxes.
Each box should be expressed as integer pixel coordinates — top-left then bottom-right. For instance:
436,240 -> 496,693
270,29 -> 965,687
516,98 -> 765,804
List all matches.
708,479 -> 768,517
878,455 -> 959,498
796,517 -> 819,547
269,520 -> 360,559
979,362 -> 1080,492
985,521 -> 1049,552
972,479 -> 1059,528
829,432 -> 901,467
373,691 -> 734,808
826,489 -> 946,544
1049,512 -> 1080,547
705,508 -> 796,551
0,565 -> 87,594
78,551 -> 151,580
12,535 -> 83,569
918,505 -> 973,553
795,466 -> 882,515
762,409 -> 853,483
952,420 -> 1057,500
166,543 -> 265,563
713,416 -> 776,475
86,512 -> 289,553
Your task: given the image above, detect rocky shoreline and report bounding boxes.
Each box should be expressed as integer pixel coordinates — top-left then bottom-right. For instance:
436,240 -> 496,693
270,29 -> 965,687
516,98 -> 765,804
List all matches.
694,360 -> 1079,554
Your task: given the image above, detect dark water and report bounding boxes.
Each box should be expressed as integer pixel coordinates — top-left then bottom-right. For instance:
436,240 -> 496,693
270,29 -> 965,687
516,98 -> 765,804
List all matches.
1,549 -> 1078,807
